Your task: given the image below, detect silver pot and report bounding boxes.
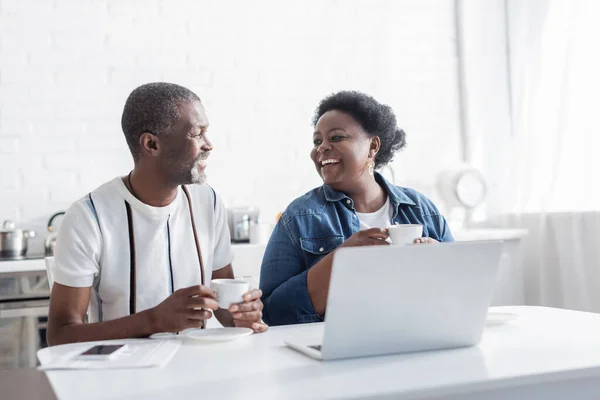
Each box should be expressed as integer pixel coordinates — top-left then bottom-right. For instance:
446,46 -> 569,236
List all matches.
0,220 -> 36,258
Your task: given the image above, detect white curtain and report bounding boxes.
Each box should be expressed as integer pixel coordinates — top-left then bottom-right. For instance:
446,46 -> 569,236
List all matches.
497,0 -> 600,311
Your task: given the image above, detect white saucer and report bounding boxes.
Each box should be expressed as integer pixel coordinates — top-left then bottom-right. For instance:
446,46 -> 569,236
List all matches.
486,312 -> 519,326
149,332 -> 183,340
184,327 -> 253,342
149,327 -> 200,339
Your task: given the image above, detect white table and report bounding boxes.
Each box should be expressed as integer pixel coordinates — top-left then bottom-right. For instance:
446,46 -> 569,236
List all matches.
37,306 -> 600,400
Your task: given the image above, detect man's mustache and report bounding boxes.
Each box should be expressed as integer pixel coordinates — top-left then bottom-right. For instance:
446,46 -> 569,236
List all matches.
196,153 -> 210,162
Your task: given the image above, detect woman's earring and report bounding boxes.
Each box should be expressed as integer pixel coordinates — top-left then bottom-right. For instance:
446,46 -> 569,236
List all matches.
368,160 -> 375,176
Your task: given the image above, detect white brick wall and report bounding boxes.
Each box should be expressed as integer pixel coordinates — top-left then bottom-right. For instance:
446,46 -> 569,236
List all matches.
0,0 -> 462,249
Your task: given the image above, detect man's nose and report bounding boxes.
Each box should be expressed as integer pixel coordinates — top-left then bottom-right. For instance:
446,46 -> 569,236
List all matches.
202,136 -> 214,151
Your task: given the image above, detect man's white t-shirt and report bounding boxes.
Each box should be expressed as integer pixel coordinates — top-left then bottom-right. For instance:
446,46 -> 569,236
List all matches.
53,177 -> 234,323
355,196 -> 394,230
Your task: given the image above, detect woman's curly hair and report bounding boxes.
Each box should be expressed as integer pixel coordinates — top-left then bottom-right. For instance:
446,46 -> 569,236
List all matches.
312,91 -> 407,169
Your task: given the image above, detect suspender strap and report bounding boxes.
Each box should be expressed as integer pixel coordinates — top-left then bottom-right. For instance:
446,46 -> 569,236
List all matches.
125,201 -> 136,315
182,185 -> 206,286
124,185 -> 204,323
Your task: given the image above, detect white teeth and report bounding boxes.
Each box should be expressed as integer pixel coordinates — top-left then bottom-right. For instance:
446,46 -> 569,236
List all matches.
321,159 -> 340,166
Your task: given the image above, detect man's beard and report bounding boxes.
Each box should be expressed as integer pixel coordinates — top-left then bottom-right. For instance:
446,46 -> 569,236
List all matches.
190,163 -> 207,184
163,154 -> 208,185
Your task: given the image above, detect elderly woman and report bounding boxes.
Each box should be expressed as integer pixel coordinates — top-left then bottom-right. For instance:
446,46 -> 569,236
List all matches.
259,91 -> 454,326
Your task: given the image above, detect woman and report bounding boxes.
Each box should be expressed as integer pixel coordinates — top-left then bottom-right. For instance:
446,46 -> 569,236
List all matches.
259,91 -> 454,326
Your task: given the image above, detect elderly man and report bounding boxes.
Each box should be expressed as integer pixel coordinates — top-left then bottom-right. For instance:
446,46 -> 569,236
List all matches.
47,83 -> 267,345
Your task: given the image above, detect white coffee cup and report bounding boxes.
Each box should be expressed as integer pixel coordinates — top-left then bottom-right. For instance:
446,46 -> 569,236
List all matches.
388,224 -> 423,246
211,279 -> 250,309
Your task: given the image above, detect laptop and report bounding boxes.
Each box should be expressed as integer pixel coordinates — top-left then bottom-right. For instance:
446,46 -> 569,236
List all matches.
285,241 -> 503,360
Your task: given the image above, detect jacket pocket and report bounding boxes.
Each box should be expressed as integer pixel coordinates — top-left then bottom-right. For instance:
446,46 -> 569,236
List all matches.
300,235 -> 344,255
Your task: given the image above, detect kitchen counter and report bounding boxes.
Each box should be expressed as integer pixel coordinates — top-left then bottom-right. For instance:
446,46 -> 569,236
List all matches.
0,244 -> 268,278
0,258 -> 47,275
453,228 -> 529,241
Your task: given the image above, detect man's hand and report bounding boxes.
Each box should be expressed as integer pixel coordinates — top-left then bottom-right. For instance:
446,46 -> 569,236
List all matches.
229,289 -> 268,333
413,237 -> 439,244
340,228 -> 390,248
150,285 -> 219,333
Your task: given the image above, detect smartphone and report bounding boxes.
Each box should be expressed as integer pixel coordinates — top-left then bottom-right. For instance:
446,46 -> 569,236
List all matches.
75,344 -> 127,361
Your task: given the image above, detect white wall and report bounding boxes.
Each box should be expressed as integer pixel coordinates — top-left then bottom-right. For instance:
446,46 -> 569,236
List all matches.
0,0 -> 462,249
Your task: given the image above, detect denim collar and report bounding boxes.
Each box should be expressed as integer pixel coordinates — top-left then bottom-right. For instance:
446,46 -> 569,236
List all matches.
322,172 -> 416,207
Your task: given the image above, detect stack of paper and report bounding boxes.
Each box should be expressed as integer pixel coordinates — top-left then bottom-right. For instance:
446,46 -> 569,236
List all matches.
38,340 -> 181,370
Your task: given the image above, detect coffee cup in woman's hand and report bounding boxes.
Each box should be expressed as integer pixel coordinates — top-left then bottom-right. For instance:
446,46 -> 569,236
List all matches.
388,224 -> 423,246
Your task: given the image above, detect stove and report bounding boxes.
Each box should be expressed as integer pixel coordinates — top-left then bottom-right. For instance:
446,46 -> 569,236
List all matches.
0,253 -> 46,262
0,253 -> 50,302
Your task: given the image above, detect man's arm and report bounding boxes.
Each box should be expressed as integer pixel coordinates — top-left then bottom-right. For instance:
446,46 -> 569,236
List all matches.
46,283 -> 156,346
47,198 -> 158,346
47,283 -> 218,346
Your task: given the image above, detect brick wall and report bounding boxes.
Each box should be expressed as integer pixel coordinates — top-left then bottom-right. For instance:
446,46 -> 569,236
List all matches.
0,0 -> 462,247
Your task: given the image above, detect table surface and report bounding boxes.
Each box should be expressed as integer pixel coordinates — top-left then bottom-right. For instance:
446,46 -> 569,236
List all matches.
37,306 -> 600,400
0,368 -> 57,400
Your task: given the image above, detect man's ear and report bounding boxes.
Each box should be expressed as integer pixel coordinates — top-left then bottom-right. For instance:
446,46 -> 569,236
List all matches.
369,136 -> 381,159
139,132 -> 161,157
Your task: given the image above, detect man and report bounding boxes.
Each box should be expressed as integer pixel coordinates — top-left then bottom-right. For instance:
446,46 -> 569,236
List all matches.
47,83 -> 267,345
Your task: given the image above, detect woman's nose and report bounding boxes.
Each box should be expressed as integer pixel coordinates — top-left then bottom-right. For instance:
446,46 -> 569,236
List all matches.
317,142 -> 330,153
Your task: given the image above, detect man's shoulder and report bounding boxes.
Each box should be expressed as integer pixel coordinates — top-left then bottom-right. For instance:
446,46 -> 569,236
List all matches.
88,177 -> 125,201
61,177 -> 125,226
65,179 -> 118,216
183,183 -> 220,212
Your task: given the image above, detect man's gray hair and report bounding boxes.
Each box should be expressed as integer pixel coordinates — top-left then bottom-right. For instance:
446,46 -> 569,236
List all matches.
121,82 -> 200,160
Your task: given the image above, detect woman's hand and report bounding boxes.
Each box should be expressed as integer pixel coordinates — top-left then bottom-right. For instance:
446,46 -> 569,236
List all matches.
340,228 -> 390,248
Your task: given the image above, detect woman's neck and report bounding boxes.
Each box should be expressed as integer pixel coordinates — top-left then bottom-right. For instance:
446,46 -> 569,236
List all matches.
348,177 -> 387,213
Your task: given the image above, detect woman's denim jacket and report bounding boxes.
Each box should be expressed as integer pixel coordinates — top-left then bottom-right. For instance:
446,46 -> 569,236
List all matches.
259,173 -> 454,326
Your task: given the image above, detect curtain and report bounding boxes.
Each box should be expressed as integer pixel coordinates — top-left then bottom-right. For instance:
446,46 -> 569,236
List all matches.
496,0 -> 600,311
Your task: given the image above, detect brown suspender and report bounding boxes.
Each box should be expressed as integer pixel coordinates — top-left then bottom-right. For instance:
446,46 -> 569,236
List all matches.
181,185 -> 206,287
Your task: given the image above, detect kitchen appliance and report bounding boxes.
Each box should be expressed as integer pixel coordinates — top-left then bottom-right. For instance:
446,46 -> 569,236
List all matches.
0,220 -> 36,259
227,207 -> 260,243
436,164 -> 488,230
44,212 -> 65,256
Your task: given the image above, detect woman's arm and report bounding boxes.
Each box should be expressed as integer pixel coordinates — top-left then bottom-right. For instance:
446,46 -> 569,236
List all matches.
260,221 -> 389,324
259,221 -> 322,325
